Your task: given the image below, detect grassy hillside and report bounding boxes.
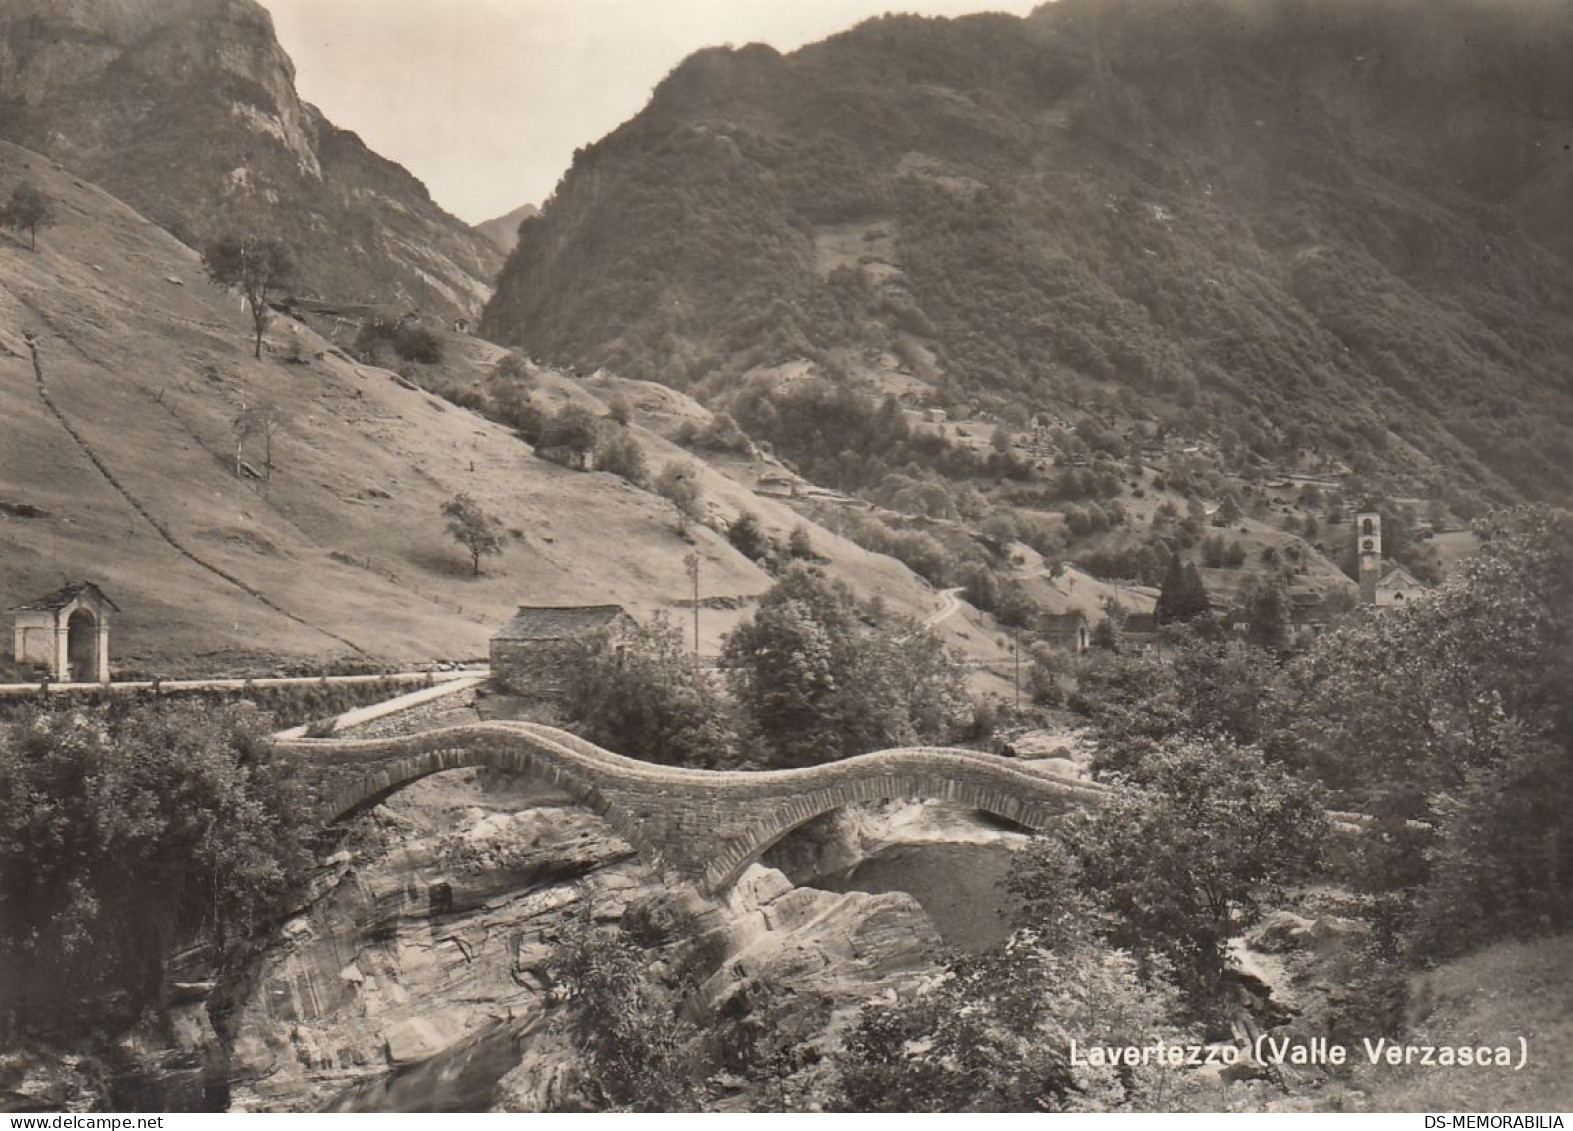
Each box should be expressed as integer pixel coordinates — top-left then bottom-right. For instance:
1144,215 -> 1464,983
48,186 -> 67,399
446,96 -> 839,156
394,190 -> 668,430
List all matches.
483,0 -> 1573,510
1312,934 -> 1573,1112
0,142 -> 995,678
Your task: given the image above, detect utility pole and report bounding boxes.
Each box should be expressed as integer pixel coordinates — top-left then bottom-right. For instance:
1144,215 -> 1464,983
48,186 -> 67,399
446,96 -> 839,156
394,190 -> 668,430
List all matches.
1013,626 -> 1021,713
684,551 -> 701,675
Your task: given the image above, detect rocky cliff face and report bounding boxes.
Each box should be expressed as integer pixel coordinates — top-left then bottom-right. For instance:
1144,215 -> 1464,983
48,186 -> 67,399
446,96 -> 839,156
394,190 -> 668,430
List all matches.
0,0 -> 500,318
220,769 -> 944,1112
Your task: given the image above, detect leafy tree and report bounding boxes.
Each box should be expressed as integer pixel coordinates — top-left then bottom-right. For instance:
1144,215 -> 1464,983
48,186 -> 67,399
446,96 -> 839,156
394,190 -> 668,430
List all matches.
486,355 -> 544,439
655,461 -> 705,536
593,426 -> 648,486
722,565 -> 967,766
1009,738 -> 1328,1013
1076,637 -> 1282,774
393,323 -> 443,364
787,524 -> 816,561
1090,615 -> 1120,652
560,614 -> 738,767
494,350 -> 535,386
0,702 -> 308,1035
1279,505 -> 1573,954
202,234 -> 296,359
727,510 -> 771,564
1,181 -> 55,251
547,920 -> 703,1111
538,404 -> 599,469
232,398 -> 288,498
441,492 -> 503,575
1213,493 -> 1243,528
607,393 -> 634,426
1240,575 -> 1290,651
1155,555 -> 1208,623
833,933 -> 1191,1112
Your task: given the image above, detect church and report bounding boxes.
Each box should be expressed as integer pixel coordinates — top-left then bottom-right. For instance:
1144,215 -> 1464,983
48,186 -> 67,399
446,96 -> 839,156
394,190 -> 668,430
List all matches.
1356,513 -> 1431,607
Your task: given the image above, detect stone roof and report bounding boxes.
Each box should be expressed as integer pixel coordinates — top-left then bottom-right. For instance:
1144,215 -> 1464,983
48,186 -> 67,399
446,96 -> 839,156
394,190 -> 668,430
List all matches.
1040,611 -> 1087,632
492,604 -> 631,642
11,581 -> 119,613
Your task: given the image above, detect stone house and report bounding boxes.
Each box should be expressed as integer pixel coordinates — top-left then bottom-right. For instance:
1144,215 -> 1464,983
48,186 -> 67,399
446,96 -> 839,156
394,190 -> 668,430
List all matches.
490,604 -> 636,700
1040,611 -> 1090,654
1120,612 -> 1160,650
11,581 -> 116,683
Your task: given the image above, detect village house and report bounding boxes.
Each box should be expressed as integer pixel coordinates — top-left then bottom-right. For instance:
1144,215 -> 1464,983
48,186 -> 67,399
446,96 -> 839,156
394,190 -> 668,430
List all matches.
1040,611 -> 1090,654
755,472 -> 798,498
10,581 -> 116,683
1374,565 -> 1429,607
1120,612 -> 1160,650
490,604 -> 636,700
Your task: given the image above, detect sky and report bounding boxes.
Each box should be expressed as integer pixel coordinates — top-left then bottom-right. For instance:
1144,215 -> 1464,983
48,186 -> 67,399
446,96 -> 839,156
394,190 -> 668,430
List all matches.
263,0 -> 1039,225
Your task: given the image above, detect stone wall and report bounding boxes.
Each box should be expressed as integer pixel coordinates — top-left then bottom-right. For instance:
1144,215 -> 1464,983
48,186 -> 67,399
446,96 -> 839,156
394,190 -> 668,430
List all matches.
489,640 -> 584,701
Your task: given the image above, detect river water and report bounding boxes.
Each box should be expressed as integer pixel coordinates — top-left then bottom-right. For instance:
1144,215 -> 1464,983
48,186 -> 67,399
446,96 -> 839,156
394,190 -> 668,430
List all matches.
324,1016 -> 546,1113
813,840 -> 1021,953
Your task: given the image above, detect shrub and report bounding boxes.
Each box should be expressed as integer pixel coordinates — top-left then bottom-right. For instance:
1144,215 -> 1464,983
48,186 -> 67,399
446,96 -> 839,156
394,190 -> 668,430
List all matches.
594,427 -> 649,486
0,702 -> 309,1036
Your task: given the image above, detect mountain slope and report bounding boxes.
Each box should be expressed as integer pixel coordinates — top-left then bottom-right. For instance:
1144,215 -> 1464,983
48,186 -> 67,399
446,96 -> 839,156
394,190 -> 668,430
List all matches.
476,202 -> 541,254
0,143 -> 995,677
0,0 -> 500,318
482,0 -> 1573,507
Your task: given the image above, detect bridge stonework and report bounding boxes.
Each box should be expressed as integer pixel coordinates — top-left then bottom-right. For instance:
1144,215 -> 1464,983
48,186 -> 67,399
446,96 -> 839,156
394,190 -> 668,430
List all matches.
271,722 -> 1108,894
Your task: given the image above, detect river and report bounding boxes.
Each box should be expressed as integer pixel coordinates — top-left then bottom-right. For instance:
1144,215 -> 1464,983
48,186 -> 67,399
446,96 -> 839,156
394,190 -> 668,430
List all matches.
813,840 -> 1021,953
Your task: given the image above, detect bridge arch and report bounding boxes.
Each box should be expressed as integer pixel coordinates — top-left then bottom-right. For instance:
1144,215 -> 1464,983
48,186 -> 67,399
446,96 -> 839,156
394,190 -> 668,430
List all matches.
697,770 -> 1061,894
273,723 -> 1107,896
295,730 -> 675,875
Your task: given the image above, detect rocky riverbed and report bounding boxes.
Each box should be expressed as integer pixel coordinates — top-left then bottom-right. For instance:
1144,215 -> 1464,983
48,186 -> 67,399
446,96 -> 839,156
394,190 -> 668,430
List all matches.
217,769 -> 975,1112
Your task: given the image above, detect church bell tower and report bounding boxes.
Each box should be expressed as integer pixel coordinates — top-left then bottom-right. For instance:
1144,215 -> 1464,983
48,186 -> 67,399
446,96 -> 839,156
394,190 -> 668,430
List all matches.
1357,512 -> 1382,606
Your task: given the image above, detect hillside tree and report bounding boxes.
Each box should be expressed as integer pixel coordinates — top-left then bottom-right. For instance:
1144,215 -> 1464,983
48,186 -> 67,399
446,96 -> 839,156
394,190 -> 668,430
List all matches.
203,234 -> 296,359
655,461 -> 705,536
441,492 -> 504,576
232,398 -> 288,498
538,403 -> 599,469
1,182 -> 55,251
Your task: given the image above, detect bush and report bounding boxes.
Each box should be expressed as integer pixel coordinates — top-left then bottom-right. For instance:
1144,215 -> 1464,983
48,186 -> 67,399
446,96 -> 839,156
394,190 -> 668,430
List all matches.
1008,738 -> 1328,1016
0,702 -> 309,1036
728,511 -> 771,564
392,324 -> 444,363
594,427 -> 649,486
832,935 -> 1191,1112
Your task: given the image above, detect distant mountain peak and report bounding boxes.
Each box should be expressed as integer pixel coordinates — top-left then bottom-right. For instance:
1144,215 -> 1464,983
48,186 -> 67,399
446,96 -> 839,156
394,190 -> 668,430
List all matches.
476,202 -> 542,254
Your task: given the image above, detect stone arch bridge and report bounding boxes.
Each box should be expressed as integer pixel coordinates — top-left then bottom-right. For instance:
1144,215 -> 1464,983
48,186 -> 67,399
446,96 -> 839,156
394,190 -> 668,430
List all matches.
271,722 -> 1108,895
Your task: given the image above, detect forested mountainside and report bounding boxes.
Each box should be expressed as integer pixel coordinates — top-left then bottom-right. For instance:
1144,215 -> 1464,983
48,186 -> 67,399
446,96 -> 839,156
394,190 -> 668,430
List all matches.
0,0 -> 500,318
477,202 -> 542,254
483,0 -> 1573,507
